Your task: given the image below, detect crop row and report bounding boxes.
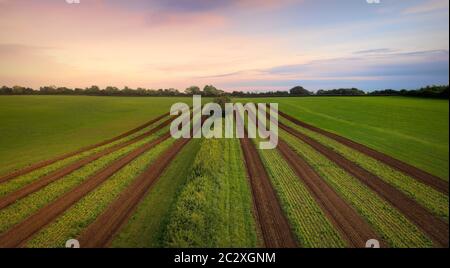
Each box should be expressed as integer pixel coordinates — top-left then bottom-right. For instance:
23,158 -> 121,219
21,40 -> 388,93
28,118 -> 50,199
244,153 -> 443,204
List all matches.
0,115 -> 169,198
0,125 -> 170,234
111,139 -> 203,247
26,137 -> 176,248
280,130 -> 433,247
280,117 -> 449,221
163,137 -> 259,248
255,141 -> 346,248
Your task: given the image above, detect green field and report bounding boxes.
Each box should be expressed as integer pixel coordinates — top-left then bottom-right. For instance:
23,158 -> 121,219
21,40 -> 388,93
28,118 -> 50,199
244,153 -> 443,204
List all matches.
0,96 -> 190,175
237,96 -> 449,179
3,95 -> 446,179
0,95 -> 447,248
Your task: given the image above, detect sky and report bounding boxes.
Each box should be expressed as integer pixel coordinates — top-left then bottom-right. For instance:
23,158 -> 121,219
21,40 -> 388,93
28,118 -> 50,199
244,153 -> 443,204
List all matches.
0,0 -> 448,92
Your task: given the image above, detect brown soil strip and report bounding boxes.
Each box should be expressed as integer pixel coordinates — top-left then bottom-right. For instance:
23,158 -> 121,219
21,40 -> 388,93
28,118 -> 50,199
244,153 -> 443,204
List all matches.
0,133 -> 171,248
279,122 -> 449,247
278,110 -> 448,195
277,139 -> 385,248
239,131 -> 298,248
0,117 -> 174,211
0,113 -> 169,184
236,110 -> 297,247
77,138 -> 191,248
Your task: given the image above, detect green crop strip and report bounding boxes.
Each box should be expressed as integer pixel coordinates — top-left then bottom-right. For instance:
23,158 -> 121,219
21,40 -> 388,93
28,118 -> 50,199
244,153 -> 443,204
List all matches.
25,137 -> 176,248
0,126 -> 170,234
0,115 -> 169,198
280,117 -> 449,221
281,130 -> 433,248
162,138 -> 260,248
255,142 -> 346,247
111,139 -> 202,248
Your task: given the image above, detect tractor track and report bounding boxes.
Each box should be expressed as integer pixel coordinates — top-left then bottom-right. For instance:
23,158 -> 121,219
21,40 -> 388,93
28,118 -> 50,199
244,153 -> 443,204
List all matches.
278,110 -> 448,195
0,113 -> 169,184
0,117 -> 174,210
279,122 -> 449,247
0,132 -> 172,248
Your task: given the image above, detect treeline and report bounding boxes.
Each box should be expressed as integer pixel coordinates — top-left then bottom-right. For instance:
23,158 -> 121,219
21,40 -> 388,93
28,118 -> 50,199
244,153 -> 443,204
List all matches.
282,85 -> 448,98
0,84 -> 448,99
231,85 -> 448,98
368,85 -> 449,98
0,85 -> 224,97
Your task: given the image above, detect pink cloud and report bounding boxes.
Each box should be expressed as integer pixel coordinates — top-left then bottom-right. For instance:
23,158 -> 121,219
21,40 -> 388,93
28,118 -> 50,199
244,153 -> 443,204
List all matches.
146,11 -> 227,29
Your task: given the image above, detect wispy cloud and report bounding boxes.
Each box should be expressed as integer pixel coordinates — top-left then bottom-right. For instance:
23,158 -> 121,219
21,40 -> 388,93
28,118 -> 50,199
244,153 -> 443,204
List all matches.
354,48 -> 394,55
403,0 -> 449,15
200,50 -> 449,90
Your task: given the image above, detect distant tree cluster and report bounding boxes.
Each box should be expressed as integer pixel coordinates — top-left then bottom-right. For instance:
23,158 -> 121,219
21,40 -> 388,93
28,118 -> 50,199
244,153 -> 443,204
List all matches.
184,85 -> 225,97
1,84 -> 448,99
368,85 -> 449,99
230,90 -> 290,97
290,86 -> 312,96
316,88 -> 365,96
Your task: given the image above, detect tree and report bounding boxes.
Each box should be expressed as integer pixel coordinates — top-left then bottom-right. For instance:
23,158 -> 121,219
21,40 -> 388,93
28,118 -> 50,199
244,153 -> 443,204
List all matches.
290,86 -> 312,96
0,86 -> 12,95
185,86 -> 201,95
85,85 -> 100,95
316,88 -> 365,96
105,86 -> 120,96
203,85 -> 224,96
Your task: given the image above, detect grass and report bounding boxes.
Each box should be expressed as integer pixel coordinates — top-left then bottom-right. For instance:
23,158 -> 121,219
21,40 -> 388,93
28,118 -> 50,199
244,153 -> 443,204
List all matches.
162,137 -> 260,248
25,137 -> 176,248
0,95 -> 190,175
111,139 -> 202,248
280,117 -> 449,221
0,115 -> 168,198
237,96 -> 449,179
255,141 -> 346,248
281,130 -> 433,248
0,126 -> 170,234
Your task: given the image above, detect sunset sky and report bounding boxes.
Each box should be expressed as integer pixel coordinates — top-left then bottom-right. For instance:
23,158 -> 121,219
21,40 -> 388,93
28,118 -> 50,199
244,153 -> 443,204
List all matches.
0,0 -> 448,92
